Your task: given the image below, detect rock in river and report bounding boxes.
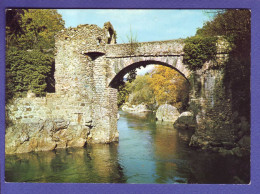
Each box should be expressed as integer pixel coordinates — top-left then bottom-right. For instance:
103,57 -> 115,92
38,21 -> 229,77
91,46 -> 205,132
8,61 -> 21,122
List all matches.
156,104 -> 180,123
174,111 -> 196,129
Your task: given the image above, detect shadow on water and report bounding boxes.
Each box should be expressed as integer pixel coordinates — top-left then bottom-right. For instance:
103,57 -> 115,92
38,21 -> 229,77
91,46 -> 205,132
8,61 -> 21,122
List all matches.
5,111 -> 249,183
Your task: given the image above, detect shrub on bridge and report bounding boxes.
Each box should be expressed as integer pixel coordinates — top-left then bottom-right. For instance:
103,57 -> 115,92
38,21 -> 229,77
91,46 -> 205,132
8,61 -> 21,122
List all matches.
183,36 -> 217,71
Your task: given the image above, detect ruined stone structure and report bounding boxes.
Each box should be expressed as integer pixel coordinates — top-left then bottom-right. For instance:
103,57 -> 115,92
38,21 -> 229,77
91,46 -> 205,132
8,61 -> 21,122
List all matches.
5,22 -> 191,154
6,22 -> 248,156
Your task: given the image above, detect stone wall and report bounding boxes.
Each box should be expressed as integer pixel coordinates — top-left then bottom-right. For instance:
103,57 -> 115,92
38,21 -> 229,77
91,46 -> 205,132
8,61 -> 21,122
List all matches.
106,39 -> 184,57
5,22 -> 119,154
188,58 -> 250,156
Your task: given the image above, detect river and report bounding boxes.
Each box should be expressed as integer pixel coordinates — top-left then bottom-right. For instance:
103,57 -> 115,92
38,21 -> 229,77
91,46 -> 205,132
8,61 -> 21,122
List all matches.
5,111 -> 250,183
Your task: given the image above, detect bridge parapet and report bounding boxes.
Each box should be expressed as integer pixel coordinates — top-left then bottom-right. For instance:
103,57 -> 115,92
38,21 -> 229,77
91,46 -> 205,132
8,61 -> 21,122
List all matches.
105,39 -> 185,58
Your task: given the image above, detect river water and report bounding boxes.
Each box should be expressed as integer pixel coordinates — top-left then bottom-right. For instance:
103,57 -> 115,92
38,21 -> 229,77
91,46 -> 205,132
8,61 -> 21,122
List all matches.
5,111 -> 250,183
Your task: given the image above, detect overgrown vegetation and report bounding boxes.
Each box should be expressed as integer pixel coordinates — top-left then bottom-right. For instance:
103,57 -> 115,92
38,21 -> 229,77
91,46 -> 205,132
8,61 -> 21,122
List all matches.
183,36 -> 217,71
5,9 -> 65,101
196,9 -> 251,121
6,49 -> 54,98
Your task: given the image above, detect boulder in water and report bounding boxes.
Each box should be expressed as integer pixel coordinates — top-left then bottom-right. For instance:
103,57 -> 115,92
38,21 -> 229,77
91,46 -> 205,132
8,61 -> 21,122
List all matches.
156,104 -> 180,123
174,111 -> 196,129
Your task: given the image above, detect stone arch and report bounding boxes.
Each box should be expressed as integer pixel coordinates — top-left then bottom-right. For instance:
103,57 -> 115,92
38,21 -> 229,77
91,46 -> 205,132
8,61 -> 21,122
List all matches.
108,60 -> 190,89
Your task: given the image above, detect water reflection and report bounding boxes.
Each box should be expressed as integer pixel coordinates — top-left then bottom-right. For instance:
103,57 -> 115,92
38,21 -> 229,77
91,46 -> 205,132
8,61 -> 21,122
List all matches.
5,111 -> 249,183
153,124 -> 189,183
118,111 -> 249,184
5,143 -> 126,183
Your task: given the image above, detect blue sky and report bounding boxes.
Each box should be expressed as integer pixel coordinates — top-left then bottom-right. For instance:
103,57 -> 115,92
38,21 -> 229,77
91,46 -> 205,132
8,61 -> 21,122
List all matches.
57,9 -> 215,75
57,9 -> 215,43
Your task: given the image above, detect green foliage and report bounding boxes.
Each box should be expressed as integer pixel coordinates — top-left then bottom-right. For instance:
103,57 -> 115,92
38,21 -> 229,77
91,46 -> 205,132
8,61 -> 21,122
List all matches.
5,9 -> 65,101
183,36 -> 217,71
6,9 -> 64,50
188,101 -> 201,117
116,70 -> 140,107
127,75 -> 156,106
196,10 -> 250,51
116,78 -> 130,107
5,9 -> 26,48
17,9 -> 64,50
126,69 -> 137,83
6,48 -> 53,100
117,85 -> 128,107
196,9 -> 251,121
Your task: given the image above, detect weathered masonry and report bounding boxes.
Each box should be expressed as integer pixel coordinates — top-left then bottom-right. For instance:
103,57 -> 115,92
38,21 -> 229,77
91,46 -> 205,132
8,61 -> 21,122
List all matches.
6,22 -> 242,155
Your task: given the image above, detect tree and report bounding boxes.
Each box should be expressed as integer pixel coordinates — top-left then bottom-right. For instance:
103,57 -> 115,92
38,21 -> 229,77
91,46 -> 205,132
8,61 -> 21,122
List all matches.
117,82 -> 130,107
126,69 -> 137,83
127,74 -> 156,107
118,66 -> 189,111
5,9 -> 26,48
5,9 -> 65,101
17,9 -> 65,50
149,66 -> 189,109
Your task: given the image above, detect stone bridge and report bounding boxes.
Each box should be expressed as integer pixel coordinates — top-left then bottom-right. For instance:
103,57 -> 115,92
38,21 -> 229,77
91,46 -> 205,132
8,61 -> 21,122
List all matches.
52,22 -> 192,144
105,40 -> 191,88
5,22 -> 232,154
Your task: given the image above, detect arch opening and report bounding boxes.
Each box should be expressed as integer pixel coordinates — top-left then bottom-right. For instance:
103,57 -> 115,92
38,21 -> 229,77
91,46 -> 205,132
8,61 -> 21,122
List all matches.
109,60 -> 191,112
109,60 -> 190,89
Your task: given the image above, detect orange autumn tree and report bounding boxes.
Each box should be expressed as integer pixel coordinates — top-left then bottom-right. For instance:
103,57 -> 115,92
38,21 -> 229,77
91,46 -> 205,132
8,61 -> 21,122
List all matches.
149,66 -> 189,109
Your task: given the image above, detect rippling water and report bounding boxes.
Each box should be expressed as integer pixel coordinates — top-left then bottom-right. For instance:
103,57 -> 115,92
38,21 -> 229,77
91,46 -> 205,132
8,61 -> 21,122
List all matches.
5,111 -> 250,183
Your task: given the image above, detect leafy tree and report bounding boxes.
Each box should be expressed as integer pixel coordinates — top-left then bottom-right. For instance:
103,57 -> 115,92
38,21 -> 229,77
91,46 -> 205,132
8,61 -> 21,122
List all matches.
5,9 -> 65,101
149,66 -> 189,109
127,74 -> 156,107
17,9 -> 65,50
196,10 -> 250,49
118,66 -> 189,110
5,9 -> 26,48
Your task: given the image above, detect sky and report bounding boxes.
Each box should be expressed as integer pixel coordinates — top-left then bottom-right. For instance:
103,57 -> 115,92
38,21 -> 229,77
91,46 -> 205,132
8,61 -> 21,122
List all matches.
57,9 -> 214,75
